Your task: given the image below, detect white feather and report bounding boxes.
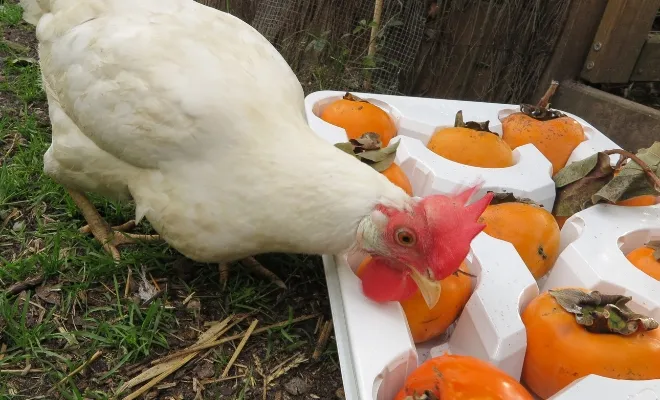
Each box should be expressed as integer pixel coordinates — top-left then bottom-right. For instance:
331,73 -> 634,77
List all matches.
28,0 -> 412,263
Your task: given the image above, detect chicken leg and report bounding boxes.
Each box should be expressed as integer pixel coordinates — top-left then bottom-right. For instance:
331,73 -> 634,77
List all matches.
219,258 -> 287,291
66,189 -> 161,261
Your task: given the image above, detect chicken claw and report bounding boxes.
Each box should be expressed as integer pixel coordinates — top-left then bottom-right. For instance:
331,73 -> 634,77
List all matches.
66,189 -> 161,261
219,257 -> 287,291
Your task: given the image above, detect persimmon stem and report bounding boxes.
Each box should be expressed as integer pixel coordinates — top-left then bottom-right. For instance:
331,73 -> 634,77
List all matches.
604,149 -> 660,191
537,80 -> 559,108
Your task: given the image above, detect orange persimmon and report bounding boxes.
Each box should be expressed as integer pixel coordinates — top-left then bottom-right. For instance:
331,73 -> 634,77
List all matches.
479,201 -> 560,279
626,243 -> 660,280
521,288 -> 660,399
382,162 -> 413,196
502,81 -> 585,175
616,194 -> 657,206
320,92 -> 397,146
427,110 -> 514,168
395,354 -> 534,400
356,256 -> 472,343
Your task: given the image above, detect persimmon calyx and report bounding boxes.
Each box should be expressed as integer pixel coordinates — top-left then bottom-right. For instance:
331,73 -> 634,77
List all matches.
403,391 -> 440,400
518,103 -> 566,121
453,110 -> 495,134
486,191 -> 540,207
549,288 -> 659,335
647,241 -> 660,261
516,80 -> 566,121
343,92 -> 368,103
335,132 -> 399,172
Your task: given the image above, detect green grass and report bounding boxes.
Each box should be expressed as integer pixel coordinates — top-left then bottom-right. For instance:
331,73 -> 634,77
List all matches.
0,3 -> 340,398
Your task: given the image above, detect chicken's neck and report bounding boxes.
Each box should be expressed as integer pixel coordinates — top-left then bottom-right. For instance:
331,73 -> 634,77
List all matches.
260,131 -> 412,256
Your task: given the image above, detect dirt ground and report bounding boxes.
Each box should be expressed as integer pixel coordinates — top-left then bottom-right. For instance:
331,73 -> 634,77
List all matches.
0,3 -> 343,399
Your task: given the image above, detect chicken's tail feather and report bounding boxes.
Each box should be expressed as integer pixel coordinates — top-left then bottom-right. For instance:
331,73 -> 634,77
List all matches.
19,0 -> 50,25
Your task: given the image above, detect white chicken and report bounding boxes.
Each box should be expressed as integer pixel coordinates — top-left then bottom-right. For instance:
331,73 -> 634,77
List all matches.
20,0 -> 493,307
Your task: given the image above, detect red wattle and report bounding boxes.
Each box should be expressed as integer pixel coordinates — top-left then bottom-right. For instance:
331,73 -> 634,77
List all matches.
359,258 -> 418,303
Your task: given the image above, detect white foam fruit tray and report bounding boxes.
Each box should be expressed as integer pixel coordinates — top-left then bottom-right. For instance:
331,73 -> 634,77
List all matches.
304,90 -> 660,400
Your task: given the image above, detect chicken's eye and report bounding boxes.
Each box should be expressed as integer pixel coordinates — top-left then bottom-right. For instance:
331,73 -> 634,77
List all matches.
395,228 -> 416,247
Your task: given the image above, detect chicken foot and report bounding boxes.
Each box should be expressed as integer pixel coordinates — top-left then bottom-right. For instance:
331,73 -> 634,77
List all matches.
66,189 -> 161,261
219,257 -> 287,291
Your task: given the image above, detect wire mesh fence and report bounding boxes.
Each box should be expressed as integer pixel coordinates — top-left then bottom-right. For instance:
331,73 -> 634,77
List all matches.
197,0 -> 572,104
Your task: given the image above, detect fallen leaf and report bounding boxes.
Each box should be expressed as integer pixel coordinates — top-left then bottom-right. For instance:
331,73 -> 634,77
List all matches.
349,132 -> 381,150
593,142 -> 660,203
553,152 -> 603,187
646,241 -> 660,261
36,284 -> 61,306
334,142 -> 356,156
334,133 -> 399,172
5,275 -> 44,296
553,152 -> 614,216
137,266 -> 158,302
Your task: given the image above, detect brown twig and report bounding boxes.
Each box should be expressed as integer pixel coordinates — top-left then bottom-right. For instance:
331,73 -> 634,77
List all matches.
537,80 -> 559,108
124,268 -> 133,298
0,133 -> 20,167
47,350 -> 103,394
5,275 -> 44,296
150,315 -> 248,367
604,149 -> 660,191
0,368 -> 44,374
363,0 -> 384,90
151,314 -> 319,365
200,374 -> 245,385
123,355 -> 194,400
120,317 -> 235,398
312,320 -> 333,360
222,319 -> 258,377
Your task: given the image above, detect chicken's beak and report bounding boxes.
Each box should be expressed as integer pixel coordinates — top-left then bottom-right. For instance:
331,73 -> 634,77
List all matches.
407,267 -> 441,309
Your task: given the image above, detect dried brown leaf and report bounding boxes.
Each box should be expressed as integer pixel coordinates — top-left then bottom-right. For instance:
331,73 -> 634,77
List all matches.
36,284 -> 61,306
549,288 -> 659,335
453,110 -> 494,134
646,241 -> 660,261
334,135 -> 399,172
486,191 -> 539,206
5,275 -> 44,296
553,152 -> 614,216
349,132 -> 381,150
593,142 -> 660,203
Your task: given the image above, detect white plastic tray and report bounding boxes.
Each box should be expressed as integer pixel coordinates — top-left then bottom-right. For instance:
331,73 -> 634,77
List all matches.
542,203 -> 660,318
305,91 -> 660,400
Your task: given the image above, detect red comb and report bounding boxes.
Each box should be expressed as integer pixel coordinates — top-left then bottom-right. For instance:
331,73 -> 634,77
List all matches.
419,183 -> 494,279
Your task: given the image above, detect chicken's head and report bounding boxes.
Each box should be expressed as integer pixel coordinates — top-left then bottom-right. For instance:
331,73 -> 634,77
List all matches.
356,185 -> 493,308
